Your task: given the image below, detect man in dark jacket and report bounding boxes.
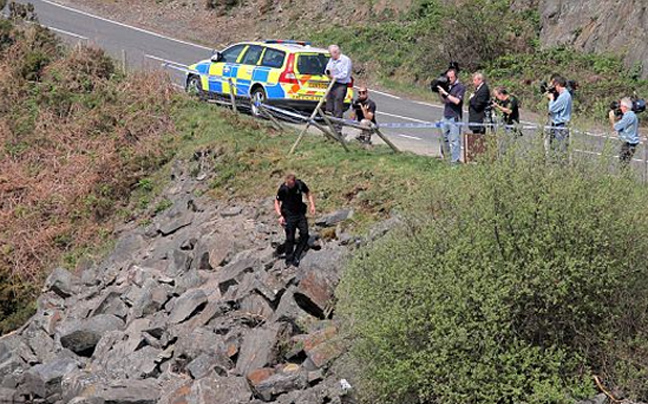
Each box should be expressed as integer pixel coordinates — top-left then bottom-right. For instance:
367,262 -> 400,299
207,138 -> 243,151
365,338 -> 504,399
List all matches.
468,72 -> 491,134
274,174 -> 316,267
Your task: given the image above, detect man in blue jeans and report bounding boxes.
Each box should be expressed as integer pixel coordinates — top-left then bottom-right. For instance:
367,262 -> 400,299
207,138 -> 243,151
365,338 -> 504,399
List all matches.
547,76 -> 573,160
436,68 -> 466,164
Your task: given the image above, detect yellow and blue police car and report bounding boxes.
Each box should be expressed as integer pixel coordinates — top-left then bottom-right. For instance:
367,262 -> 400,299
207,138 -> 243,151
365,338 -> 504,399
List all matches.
185,40 -> 354,117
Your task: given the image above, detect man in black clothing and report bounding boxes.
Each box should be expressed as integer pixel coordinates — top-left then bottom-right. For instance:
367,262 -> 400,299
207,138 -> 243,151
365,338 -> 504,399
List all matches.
350,86 -> 377,144
468,72 -> 491,134
493,87 -> 520,125
274,174 -> 316,267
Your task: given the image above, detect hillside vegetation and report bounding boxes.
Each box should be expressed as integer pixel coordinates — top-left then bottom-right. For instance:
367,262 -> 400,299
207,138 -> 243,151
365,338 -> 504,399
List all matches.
0,19 -> 177,332
0,16 -> 445,334
304,0 -> 648,122
339,144 -> 648,403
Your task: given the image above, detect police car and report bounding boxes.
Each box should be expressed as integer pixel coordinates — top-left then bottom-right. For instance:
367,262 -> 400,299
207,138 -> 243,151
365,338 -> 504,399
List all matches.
185,40 -> 353,117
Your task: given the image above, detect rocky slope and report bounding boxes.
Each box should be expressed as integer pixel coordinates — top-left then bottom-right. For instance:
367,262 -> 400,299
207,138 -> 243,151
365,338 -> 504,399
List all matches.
534,0 -> 648,76
0,152 -> 392,403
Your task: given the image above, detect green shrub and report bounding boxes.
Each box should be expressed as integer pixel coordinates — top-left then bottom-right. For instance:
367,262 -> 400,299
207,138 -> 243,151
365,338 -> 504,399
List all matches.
339,140 -> 648,403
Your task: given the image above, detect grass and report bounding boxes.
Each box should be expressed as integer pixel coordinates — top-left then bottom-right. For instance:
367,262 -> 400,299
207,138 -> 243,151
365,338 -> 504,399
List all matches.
172,98 -> 446,233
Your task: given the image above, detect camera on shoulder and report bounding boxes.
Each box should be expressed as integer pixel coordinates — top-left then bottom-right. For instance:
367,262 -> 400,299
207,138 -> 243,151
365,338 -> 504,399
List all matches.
430,62 -> 460,94
539,76 -> 578,98
609,98 -> 646,118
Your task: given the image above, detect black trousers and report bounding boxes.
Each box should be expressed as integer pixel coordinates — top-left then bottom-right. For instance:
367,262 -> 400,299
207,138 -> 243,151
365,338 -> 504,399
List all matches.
620,142 -> 638,166
284,214 -> 309,262
325,82 -> 348,132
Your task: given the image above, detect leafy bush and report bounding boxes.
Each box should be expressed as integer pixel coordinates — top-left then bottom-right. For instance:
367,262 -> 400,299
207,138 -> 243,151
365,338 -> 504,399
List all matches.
308,0 -> 538,83
339,141 -> 648,403
486,47 -> 648,118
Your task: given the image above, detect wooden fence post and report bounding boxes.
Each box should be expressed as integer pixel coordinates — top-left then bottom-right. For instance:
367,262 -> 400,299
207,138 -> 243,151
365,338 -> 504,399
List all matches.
228,78 -> 237,112
289,80 -> 336,155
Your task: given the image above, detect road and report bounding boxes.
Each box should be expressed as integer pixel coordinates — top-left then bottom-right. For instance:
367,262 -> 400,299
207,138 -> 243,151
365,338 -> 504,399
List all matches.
5,0 -> 647,167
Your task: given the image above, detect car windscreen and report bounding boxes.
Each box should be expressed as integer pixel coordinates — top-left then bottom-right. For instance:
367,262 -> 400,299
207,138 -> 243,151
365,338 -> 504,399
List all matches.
296,53 -> 329,75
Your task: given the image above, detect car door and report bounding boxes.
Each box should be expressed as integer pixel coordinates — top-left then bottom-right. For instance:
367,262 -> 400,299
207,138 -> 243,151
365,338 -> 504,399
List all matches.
237,45 -> 264,96
255,48 -> 286,99
208,44 -> 246,95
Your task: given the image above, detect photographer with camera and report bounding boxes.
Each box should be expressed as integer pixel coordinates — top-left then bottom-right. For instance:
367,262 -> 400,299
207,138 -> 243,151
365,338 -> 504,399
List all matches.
493,87 -> 520,126
350,86 -> 377,145
547,76 -> 573,159
609,97 -> 640,166
436,67 -> 466,164
468,73 -> 491,134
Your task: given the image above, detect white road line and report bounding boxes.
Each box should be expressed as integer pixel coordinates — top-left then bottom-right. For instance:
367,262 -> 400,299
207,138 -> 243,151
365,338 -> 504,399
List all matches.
40,0 -> 214,51
46,25 -> 88,40
414,101 -> 443,109
171,83 -> 185,90
397,133 -> 422,140
353,86 -> 401,99
144,54 -> 188,67
378,111 -> 431,124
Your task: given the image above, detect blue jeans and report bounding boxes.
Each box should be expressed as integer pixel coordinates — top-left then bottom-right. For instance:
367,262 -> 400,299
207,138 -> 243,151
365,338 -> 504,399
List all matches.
549,123 -> 570,162
441,117 -> 462,163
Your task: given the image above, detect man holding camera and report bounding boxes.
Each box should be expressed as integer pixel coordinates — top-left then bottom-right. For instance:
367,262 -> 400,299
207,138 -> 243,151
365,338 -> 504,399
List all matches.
325,45 -> 352,134
547,76 -> 573,158
468,73 -> 491,134
493,87 -> 520,126
437,68 -> 466,164
609,97 -> 640,165
350,86 -> 376,145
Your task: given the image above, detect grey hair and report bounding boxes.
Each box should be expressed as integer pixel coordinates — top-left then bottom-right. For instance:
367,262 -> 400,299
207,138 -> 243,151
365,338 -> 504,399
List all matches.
473,72 -> 485,81
621,97 -> 633,110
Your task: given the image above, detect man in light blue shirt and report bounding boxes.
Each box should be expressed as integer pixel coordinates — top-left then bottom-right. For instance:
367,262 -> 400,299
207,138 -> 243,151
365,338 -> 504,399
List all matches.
325,45 -> 352,134
547,76 -> 572,160
609,97 -> 640,166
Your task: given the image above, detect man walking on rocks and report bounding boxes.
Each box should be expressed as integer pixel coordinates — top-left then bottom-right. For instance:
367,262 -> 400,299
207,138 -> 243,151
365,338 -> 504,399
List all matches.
275,174 -> 316,267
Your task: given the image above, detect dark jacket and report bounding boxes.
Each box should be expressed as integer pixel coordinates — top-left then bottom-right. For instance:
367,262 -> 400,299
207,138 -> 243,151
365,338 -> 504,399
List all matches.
468,83 -> 491,129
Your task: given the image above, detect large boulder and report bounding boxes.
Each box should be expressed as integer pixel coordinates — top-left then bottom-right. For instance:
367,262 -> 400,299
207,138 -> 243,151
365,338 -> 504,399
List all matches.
168,289 -> 208,324
235,323 -> 292,376
248,366 -> 308,402
44,267 -> 80,298
73,378 -> 161,404
160,376 -> 252,404
18,356 -> 80,399
315,209 -> 354,227
0,387 -> 23,403
217,256 -> 260,295
57,314 -> 125,357
270,287 -> 318,333
294,270 -> 337,319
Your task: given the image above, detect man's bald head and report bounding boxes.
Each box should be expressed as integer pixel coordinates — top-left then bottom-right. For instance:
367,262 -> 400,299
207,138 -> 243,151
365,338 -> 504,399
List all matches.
328,45 -> 341,60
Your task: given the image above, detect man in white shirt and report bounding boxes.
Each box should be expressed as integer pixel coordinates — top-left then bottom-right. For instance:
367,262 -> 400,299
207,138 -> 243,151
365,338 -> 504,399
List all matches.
325,44 -> 352,134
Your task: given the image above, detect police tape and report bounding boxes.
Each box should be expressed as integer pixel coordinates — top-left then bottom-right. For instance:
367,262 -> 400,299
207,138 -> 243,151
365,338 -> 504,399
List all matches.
163,64 -> 635,144
261,102 -> 567,133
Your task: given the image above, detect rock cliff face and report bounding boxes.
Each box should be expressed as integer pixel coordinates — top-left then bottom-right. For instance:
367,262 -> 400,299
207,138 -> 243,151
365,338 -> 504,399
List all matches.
537,0 -> 648,75
0,152 -> 384,404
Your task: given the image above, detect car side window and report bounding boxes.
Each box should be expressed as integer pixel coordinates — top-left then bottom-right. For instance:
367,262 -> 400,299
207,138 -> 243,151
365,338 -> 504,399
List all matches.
261,49 -> 286,69
241,45 -> 263,66
220,44 -> 246,64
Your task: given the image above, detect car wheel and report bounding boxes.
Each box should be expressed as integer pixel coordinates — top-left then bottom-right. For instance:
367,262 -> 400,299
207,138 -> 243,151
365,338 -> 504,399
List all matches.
186,75 -> 203,98
250,87 -> 267,118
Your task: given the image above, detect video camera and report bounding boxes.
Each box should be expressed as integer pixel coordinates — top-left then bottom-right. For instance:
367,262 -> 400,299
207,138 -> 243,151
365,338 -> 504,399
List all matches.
539,78 -> 578,98
610,97 -> 647,118
430,62 -> 460,94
